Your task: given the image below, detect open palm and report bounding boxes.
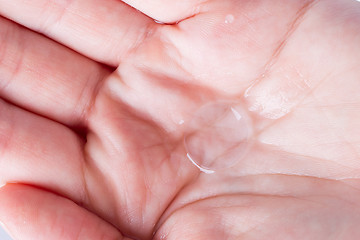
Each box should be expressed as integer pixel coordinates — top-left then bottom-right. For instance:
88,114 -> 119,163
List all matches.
1,0 -> 360,239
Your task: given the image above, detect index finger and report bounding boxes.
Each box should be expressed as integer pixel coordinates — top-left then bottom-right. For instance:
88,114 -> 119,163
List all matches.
0,0 -> 156,66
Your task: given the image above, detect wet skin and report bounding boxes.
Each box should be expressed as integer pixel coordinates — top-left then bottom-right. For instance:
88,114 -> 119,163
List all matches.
0,0 -> 360,239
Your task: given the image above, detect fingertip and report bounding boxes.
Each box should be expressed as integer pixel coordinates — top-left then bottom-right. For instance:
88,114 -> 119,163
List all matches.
0,183 -> 21,240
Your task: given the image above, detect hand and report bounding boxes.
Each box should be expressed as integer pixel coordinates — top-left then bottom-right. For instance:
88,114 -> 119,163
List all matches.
0,0 -> 360,239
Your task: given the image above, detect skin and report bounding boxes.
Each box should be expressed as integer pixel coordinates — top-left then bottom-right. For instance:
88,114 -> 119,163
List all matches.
0,0 -> 360,239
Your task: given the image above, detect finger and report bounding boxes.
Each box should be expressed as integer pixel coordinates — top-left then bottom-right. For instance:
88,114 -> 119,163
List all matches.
0,99 -> 85,205
0,16 -> 110,127
121,0 -> 208,23
0,184 -> 126,240
0,0 -> 156,66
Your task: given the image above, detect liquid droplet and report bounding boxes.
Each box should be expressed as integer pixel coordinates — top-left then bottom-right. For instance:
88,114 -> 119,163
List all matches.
154,19 -> 165,24
184,102 -> 252,173
225,14 -> 235,24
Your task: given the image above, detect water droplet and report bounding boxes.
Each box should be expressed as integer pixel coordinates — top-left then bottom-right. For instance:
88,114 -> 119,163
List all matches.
178,119 -> 185,125
154,19 -> 165,24
225,14 -> 235,24
184,102 -> 252,173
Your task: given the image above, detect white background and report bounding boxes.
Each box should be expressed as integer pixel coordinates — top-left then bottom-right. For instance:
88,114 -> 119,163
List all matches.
0,226 -> 13,240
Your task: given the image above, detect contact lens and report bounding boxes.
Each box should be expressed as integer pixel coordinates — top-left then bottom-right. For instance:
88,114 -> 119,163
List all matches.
184,102 -> 252,173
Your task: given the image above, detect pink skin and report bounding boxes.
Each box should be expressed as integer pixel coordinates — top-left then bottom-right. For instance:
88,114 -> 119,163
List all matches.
0,0 -> 360,239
